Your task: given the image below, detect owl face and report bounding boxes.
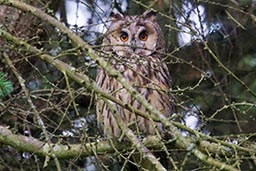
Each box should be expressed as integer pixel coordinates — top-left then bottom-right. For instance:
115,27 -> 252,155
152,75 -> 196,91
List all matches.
103,10 -> 164,57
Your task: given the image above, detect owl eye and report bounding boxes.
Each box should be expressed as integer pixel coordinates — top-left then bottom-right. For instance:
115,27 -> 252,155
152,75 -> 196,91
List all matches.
120,31 -> 129,42
139,31 -> 148,41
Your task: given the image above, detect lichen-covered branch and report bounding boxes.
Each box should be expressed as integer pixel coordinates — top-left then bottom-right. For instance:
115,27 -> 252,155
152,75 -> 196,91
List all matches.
1,125 -> 250,162
0,125 -> 117,158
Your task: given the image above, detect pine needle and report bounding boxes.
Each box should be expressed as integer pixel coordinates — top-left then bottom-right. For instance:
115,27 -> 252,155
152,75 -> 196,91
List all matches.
0,72 -> 13,98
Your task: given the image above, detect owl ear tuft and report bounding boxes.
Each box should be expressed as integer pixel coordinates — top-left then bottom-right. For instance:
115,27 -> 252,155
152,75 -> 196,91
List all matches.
143,9 -> 157,21
109,11 -> 124,21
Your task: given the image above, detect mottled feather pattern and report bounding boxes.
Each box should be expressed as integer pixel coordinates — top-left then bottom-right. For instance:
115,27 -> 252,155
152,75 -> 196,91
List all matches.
96,10 -> 172,137
96,55 -> 171,137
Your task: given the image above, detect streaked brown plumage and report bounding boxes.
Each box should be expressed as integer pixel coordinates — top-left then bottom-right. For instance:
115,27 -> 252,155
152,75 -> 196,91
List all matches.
96,10 -> 172,138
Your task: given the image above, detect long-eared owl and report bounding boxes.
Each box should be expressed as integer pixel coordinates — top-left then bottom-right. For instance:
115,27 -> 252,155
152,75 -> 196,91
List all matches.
96,10 -> 172,137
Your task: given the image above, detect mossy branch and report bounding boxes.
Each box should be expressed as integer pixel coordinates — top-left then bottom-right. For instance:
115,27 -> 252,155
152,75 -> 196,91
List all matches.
0,125 -> 119,159
1,125 -> 252,160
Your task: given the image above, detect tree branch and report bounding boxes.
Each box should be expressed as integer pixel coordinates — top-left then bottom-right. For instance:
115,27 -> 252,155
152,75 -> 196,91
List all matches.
0,125 -> 243,160
0,125 -> 117,159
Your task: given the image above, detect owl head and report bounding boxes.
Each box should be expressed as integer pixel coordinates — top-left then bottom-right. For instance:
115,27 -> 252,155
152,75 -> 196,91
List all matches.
103,10 -> 165,57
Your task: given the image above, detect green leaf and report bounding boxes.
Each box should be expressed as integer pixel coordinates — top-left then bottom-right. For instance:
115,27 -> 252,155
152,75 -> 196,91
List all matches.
0,72 -> 13,98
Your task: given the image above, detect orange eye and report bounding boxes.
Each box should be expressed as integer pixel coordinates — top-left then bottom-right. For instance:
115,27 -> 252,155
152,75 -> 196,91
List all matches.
120,31 -> 128,42
139,31 -> 148,41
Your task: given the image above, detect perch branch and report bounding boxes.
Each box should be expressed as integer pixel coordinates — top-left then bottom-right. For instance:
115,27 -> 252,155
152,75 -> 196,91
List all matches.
0,125 -> 120,159
0,125 -> 247,160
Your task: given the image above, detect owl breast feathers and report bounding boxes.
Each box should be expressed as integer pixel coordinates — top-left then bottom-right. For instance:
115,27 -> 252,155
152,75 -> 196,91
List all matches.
96,10 -> 172,137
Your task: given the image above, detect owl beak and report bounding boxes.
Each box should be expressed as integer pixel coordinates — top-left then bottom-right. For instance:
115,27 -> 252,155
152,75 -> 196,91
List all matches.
130,39 -> 137,52
131,45 -> 136,52
128,44 -> 134,52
